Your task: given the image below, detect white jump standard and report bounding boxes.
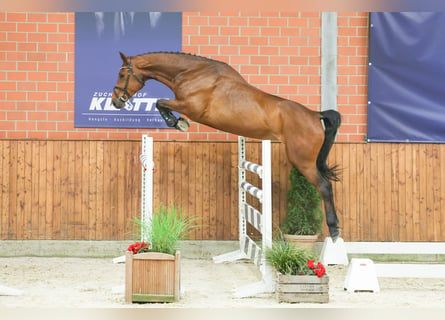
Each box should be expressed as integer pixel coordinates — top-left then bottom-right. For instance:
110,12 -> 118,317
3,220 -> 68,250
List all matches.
213,136 -> 274,298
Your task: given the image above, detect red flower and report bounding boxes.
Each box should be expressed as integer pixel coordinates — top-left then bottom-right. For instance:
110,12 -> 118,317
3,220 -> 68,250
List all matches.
128,241 -> 150,254
307,260 -> 315,269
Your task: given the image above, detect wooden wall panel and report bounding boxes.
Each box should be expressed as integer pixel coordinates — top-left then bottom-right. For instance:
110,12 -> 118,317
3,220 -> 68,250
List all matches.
1,140 -> 444,242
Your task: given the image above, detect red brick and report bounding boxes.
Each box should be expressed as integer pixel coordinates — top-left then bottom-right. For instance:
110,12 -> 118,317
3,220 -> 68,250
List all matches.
188,16 -> 209,25
200,26 -> 219,34
28,131 -> 47,139
208,16 -> 228,26
230,36 -> 248,45
17,121 -> 36,131
48,131 -> 68,139
37,82 -> 57,91
8,32 -> 26,41
7,91 -> 26,101
7,111 -> 27,120
28,92 -> 47,101
240,27 -> 260,36
27,52 -> 46,61
47,53 -> 67,62
48,111 -> 67,121
0,61 -> 16,71
28,72 -> 47,81
17,81 -> 35,91
229,17 -> 248,26
220,46 -> 239,55
38,23 -> 58,33
18,61 -> 37,71
1,121 -> 15,130
240,46 -> 259,55
27,13 -> 47,22
230,55 -> 249,65
249,17 -> 268,27
57,82 -> 74,92
8,131 -> 28,139
48,92 -> 68,101
190,36 -> 209,45
37,122 -> 56,131
48,13 -> 68,23
7,13 -> 27,21
7,71 -> 26,81
28,33 -> 47,42
38,43 -> 57,52
0,23 -> 16,32
28,111 -> 47,121
17,23 -> 37,32
220,27 -> 239,36
38,62 -> 58,71
17,42 -> 37,52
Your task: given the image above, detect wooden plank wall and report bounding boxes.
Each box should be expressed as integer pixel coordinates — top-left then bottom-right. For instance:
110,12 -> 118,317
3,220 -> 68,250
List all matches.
1,140 -> 444,241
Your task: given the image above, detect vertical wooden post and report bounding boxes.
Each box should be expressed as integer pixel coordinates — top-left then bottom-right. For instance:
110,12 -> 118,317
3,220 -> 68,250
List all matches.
125,251 -> 133,303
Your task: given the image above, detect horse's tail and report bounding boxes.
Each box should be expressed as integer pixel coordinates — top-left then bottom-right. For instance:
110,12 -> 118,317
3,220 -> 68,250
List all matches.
317,109 -> 341,182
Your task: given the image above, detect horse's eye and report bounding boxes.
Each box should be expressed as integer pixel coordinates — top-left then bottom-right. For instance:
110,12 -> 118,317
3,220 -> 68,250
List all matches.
119,73 -> 125,79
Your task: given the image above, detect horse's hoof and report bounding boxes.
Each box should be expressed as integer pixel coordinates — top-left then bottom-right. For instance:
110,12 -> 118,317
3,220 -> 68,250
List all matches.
176,118 -> 190,132
330,227 -> 340,243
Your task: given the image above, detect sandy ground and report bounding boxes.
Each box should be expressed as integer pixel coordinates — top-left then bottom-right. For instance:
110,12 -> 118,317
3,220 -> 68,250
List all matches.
0,256 -> 444,308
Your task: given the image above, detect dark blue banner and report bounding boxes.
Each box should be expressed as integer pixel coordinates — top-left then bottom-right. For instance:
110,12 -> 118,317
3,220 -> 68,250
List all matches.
74,12 -> 182,128
368,12 -> 445,143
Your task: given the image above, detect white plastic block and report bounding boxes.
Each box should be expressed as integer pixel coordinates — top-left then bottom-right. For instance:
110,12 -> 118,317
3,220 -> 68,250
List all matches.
320,237 -> 349,266
344,258 -> 380,293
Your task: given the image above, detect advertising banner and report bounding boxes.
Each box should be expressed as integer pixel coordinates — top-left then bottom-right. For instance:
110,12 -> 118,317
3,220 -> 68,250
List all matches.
74,12 -> 182,128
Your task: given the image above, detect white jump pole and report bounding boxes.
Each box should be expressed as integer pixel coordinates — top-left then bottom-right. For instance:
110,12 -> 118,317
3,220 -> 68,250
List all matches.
140,134 -> 154,242
213,136 -> 274,297
113,134 -> 153,264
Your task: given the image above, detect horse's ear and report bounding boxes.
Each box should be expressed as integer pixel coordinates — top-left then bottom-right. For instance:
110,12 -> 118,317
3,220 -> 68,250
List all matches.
119,52 -> 129,64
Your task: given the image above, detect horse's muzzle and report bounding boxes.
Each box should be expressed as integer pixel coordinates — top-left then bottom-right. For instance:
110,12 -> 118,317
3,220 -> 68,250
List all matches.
112,98 -> 126,109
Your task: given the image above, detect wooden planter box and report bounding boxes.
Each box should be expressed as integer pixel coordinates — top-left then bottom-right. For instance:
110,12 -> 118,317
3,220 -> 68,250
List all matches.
277,273 -> 329,303
125,251 -> 180,303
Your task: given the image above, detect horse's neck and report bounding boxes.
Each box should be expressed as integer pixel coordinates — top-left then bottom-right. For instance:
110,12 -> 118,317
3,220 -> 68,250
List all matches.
137,54 -> 192,87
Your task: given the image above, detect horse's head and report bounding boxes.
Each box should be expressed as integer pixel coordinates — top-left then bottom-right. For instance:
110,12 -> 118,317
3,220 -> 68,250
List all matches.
111,52 -> 145,109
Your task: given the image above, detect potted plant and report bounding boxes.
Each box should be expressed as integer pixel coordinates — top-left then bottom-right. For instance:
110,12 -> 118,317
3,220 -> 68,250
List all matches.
280,166 -> 323,250
266,239 -> 329,303
125,202 -> 197,303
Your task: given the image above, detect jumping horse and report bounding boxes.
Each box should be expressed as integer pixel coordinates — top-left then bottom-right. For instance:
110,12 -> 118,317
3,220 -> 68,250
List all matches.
112,52 -> 342,240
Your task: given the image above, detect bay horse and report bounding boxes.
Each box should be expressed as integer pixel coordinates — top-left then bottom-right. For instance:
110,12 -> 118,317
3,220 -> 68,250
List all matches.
112,52 -> 341,241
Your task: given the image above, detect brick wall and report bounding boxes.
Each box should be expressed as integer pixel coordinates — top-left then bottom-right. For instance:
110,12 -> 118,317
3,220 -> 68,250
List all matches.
0,11 -> 369,142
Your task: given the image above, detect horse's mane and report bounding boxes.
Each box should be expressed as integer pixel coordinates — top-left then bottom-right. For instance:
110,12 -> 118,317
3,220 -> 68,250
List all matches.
135,51 -> 228,66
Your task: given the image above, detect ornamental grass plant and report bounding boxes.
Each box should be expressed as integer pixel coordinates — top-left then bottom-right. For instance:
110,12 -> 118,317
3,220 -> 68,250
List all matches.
130,202 -> 199,255
266,239 -> 326,277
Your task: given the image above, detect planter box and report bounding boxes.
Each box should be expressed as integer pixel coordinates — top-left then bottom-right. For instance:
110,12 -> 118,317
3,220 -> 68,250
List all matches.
277,273 -> 329,303
125,251 -> 180,303
283,234 -> 319,251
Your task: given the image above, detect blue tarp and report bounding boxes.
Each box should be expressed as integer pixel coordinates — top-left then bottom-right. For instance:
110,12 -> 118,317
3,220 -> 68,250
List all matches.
367,12 -> 445,142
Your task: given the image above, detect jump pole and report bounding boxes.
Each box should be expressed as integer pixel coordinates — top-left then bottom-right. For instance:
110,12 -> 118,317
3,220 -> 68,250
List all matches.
139,134 -> 154,242
213,136 -> 274,298
113,134 -> 153,264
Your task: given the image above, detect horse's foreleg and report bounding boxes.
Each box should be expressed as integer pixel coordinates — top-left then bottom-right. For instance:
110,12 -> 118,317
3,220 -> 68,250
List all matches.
156,99 -> 190,132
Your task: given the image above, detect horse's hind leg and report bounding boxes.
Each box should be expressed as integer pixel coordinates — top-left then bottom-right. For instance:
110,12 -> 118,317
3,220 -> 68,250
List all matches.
318,176 -> 340,240
295,165 -> 340,241
285,141 -> 340,241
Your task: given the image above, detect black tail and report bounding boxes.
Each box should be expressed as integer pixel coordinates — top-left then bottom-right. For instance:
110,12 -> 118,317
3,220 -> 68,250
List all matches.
317,109 -> 341,182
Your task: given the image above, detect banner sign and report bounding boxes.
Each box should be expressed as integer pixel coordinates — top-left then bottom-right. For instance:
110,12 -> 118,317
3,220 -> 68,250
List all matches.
368,12 -> 445,142
74,12 -> 182,128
